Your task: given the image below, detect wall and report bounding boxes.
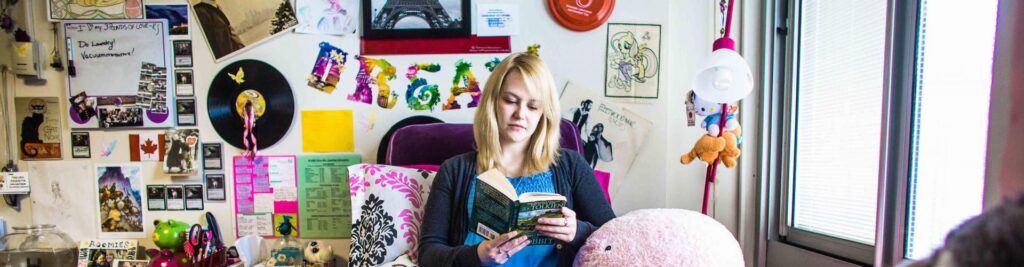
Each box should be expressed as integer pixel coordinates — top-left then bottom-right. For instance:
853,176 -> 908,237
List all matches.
0,0 -> 739,262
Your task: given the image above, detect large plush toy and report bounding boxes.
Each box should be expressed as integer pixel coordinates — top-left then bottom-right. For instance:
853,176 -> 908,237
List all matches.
153,219 -> 190,252
681,91 -> 742,168
574,209 -> 744,267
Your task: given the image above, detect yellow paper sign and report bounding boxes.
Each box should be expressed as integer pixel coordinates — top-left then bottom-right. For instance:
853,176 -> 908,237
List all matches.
301,110 -> 354,152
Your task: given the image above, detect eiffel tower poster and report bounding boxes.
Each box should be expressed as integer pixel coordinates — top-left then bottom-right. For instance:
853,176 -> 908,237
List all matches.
362,0 -> 470,39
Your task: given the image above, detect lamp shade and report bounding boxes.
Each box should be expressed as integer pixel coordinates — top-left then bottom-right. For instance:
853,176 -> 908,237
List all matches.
692,48 -> 753,103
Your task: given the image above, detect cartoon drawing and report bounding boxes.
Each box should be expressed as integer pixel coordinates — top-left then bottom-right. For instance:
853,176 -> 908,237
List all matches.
405,63 -> 442,111
442,60 -> 481,110
605,23 -> 662,98
349,56 -> 398,109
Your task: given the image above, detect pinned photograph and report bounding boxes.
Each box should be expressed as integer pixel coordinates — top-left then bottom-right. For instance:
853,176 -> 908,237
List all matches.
97,96 -> 145,128
176,98 -> 196,126
164,129 -> 200,175
185,184 -> 204,210
166,185 -> 185,210
147,185 -> 166,210
205,174 -> 226,201
145,4 -> 190,39
71,132 -> 91,158
16,97 -> 63,160
175,69 -> 194,96
69,91 -> 98,123
95,165 -> 145,237
136,62 -> 169,114
173,40 -> 193,67
191,0 -> 297,61
202,143 -> 223,170
362,0 -> 470,38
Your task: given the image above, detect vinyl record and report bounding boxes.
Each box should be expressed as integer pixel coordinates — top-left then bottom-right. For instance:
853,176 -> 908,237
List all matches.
208,60 -> 294,150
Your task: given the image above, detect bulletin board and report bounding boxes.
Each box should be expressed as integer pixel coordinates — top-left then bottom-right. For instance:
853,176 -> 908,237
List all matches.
63,20 -> 175,129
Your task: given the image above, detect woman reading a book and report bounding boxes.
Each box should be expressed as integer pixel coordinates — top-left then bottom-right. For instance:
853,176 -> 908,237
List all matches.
419,52 -> 616,267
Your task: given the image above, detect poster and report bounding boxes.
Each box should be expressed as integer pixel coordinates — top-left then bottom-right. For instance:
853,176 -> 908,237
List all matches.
306,42 -> 348,93
64,20 -> 173,128
164,129 -> 199,175
95,165 -> 145,238
298,154 -> 359,238
49,0 -> 144,20
605,23 -> 662,99
560,81 -> 652,196
145,3 -> 190,39
295,0 -> 356,35
191,0 -> 297,61
29,162 -> 97,241
233,155 -> 300,238
15,97 -> 63,160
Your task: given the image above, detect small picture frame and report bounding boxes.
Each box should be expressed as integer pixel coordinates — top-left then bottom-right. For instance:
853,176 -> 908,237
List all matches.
205,174 -> 226,201
173,40 -> 193,67
202,143 -> 222,170
147,185 -> 167,211
71,132 -> 91,158
185,184 -> 204,210
361,0 -> 471,39
176,98 -> 196,126
175,69 -> 194,97
166,185 -> 185,210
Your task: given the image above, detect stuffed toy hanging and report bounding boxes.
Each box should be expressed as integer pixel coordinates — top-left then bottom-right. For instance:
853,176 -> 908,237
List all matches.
680,91 -> 742,168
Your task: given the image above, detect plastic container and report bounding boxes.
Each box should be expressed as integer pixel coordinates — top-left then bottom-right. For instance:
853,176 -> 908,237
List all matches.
0,225 -> 77,266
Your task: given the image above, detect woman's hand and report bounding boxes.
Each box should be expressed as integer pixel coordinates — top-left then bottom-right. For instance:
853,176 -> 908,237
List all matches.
477,231 -> 530,266
536,207 -> 578,243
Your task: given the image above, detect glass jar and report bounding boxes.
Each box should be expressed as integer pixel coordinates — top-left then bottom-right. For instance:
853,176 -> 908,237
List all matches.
0,227 -> 29,265
0,225 -> 77,267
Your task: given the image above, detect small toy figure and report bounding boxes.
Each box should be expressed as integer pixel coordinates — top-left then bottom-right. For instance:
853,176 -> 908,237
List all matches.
303,240 -> 334,267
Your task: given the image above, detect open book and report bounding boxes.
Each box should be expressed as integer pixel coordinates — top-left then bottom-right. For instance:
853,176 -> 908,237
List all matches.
470,169 -> 567,245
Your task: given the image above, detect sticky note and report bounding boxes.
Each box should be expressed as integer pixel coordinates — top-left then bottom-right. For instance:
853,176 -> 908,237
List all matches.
301,110 -> 354,152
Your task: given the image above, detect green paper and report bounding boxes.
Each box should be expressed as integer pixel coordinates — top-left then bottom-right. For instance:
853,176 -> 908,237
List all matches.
298,154 -> 360,238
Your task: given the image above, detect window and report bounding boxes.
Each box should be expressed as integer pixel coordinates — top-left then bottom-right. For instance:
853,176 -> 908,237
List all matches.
904,0 -> 997,260
766,0 -> 997,265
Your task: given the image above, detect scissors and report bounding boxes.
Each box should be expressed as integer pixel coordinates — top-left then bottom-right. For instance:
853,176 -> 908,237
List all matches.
186,224 -> 213,262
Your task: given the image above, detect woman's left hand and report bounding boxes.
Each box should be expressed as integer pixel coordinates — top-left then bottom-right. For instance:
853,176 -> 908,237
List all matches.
536,207 -> 577,243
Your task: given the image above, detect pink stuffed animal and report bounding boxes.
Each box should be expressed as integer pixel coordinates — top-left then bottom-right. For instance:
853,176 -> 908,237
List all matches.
574,209 -> 744,267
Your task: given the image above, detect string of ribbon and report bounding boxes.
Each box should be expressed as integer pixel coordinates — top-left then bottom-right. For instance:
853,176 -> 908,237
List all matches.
242,102 -> 257,161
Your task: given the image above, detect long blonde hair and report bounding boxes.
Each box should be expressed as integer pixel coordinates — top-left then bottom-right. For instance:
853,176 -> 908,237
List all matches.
473,52 -> 561,175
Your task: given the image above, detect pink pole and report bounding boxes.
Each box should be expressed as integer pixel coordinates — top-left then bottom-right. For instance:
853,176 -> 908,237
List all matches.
702,103 -> 731,214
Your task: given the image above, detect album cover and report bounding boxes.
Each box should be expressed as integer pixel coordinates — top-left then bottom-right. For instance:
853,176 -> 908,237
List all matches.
205,174 -> 226,201
147,185 -> 166,211
202,143 -> 222,170
166,185 -> 184,210
176,98 -> 196,126
71,132 -> 91,158
16,97 -> 63,160
163,129 -> 199,175
184,184 -> 204,210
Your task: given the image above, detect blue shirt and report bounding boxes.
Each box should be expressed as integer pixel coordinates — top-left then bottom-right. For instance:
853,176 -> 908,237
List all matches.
464,171 -> 558,267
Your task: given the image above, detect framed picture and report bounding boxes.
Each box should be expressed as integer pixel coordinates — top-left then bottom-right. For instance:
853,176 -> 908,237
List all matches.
604,23 -> 662,99
147,185 -> 166,211
205,174 -> 226,201
202,143 -> 222,170
361,0 -> 470,39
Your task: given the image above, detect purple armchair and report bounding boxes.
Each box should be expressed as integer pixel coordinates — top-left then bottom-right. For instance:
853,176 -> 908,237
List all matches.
381,118 -> 584,166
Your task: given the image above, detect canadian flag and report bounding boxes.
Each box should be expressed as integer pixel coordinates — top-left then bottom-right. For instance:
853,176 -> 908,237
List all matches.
129,133 -> 165,161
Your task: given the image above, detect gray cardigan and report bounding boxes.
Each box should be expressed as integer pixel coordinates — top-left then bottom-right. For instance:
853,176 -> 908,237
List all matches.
418,149 -> 616,267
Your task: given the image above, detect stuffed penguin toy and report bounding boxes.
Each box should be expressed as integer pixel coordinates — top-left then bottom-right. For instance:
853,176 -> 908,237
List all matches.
304,240 -> 333,266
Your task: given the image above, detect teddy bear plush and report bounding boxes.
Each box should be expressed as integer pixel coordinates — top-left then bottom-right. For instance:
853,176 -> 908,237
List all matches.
573,209 -> 744,267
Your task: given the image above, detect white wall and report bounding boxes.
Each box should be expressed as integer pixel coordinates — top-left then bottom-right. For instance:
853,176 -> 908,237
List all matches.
0,0 -> 741,261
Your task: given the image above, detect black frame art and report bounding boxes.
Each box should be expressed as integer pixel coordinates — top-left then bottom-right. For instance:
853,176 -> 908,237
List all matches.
361,0 -> 470,39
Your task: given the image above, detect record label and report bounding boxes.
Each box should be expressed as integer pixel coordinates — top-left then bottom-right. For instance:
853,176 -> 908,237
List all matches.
208,60 -> 294,150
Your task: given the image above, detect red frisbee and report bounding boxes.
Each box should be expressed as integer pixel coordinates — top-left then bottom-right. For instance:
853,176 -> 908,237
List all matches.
547,0 -> 616,32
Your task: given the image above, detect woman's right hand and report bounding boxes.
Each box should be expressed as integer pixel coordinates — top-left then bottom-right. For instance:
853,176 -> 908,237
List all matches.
477,231 -> 530,266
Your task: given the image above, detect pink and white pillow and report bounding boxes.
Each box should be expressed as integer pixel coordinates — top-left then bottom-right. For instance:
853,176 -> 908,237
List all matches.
348,164 -> 437,267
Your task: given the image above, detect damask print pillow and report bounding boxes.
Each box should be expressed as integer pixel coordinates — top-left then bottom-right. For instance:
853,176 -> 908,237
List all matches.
349,164 -> 437,267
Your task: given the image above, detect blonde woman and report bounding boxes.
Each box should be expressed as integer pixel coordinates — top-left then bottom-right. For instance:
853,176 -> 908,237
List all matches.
419,52 -> 615,267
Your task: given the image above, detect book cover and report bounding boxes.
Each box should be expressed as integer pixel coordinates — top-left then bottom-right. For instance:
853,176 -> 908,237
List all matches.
76,239 -> 139,267
470,169 -> 567,245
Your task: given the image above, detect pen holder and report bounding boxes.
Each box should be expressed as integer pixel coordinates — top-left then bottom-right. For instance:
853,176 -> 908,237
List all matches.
192,249 -> 227,267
